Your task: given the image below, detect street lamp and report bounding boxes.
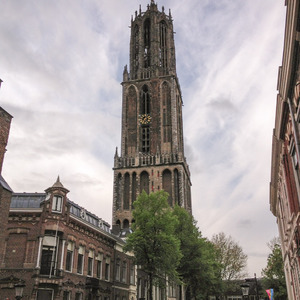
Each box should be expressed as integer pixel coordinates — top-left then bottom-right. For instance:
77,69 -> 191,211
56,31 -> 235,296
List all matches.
14,281 -> 25,300
241,283 -> 250,299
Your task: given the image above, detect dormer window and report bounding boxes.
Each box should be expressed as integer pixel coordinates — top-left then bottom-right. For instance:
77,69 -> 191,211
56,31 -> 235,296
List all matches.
52,195 -> 62,212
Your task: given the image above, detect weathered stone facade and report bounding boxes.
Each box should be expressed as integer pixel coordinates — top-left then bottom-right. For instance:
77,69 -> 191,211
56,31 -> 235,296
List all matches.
112,1 -> 192,228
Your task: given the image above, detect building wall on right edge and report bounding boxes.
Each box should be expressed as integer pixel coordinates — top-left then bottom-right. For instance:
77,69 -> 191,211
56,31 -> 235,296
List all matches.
270,0 -> 300,299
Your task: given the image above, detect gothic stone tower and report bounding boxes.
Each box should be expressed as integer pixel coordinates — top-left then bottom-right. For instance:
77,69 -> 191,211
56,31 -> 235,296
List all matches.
113,1 -> 192,229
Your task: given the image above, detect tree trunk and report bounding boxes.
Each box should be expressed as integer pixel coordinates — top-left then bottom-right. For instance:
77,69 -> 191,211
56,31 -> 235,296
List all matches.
149,273 -> 153,300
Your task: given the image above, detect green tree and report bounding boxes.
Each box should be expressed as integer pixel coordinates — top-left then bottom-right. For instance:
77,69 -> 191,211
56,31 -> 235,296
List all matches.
211,232 -> 248,281
173,206 -> 222,300
261,238 -> 287,300
124,191 -> 182,300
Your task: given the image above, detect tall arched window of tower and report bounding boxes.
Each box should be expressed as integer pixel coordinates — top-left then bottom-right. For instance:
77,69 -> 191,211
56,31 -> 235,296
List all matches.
162,169 -> 172,206
140,85 -> 151,153
162,82 -> 171,145
141,85 -> 150,115
126,86 -> 137,156
123,173 -> 130,210
131,172 -> 137,206
159,21 -> 168,71
140,171 -> 149,194
133,25 -> 139,78
143,19 -> 151,68
116,173 -> 122,210
174,169 -> 180,206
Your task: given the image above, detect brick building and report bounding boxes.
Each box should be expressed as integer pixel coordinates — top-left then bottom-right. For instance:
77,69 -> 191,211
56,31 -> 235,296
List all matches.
270,0 -> 300,299
0,177 -> 136,300
113,0 -> 192,230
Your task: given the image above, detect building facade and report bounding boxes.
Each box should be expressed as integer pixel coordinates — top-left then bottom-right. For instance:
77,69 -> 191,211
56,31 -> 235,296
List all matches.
0,177 -> 136,300
112,0 -> 192,229
270,0 -> 300,299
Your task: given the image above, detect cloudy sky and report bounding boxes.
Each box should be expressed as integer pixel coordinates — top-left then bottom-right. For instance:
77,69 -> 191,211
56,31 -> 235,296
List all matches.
0,0 -> 286,276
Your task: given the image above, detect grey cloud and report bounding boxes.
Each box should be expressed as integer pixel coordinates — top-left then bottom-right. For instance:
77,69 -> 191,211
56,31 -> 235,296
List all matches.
0,0 -> 286,276
237,219 -> 253,228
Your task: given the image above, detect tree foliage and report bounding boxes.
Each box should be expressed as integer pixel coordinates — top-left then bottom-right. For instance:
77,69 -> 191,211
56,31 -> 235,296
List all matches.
173,206 -> 222,299
211,232 -> 248,281
124,191 -> 182,300
261,238 -> 287,300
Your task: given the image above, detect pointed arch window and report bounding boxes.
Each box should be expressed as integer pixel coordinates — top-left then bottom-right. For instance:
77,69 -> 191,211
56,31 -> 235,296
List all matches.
123,173 -> 130,210
162,82 -> 171,143
133,25 -> 139,77
140,171 -> 149,194
174,169 -> 180,206
116,173 -> 122,210
162,169 -> 172,206
141,86 -> 150,153
123,219 -> 129,229
159,21 -> 168,70
126,86 -> 137,155
144,19 -> 151,68
132,172 -> 137,206
141,85 -> 150,115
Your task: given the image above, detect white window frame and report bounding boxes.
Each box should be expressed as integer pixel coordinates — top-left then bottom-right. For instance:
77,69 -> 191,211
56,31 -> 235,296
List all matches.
87,249 -> 94,277
52,195 -> 62,213
65,241 -> 74,272
96,253 -> 103,279
105,257 -> 110,281
77,245 -> 85,275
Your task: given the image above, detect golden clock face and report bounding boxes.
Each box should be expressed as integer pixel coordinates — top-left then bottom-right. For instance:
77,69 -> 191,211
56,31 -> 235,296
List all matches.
139,114 -> 151,125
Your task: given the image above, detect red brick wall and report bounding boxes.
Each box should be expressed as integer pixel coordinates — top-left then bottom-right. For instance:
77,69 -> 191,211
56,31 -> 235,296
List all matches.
0,108 -> 12,174
4,233 -> 27,268
0,188 -> 12,265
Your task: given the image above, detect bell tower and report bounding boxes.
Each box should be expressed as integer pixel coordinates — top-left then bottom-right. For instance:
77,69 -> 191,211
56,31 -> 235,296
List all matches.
113,1 -> 192,229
